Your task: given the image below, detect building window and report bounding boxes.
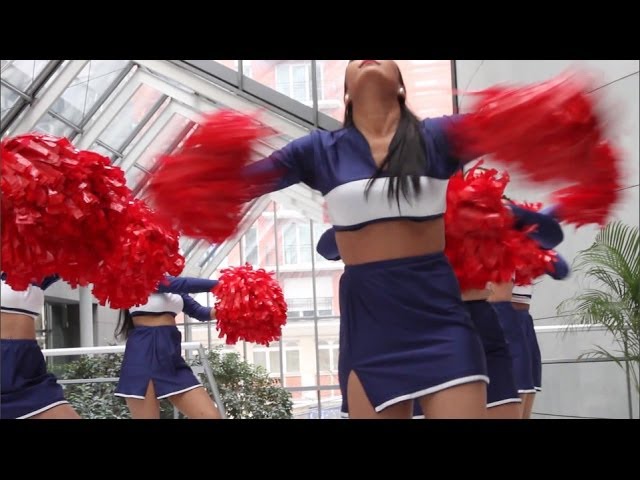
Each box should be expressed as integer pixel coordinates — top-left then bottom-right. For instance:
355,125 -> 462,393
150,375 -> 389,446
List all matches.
275,62 -> 323,104
243,227 -> 258,265
283,223 -> 312,265
318,340 -> 339,373
252,341 -> 300,375
283,276 -> 335,318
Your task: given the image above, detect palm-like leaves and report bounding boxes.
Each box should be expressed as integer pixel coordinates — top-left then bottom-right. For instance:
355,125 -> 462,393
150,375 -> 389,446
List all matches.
558,221 -> 640,392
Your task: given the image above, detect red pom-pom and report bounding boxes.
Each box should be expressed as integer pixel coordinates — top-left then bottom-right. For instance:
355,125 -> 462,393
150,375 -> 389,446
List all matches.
449,72 -> 623,227
451,73 -> 602,183
444,163 -> 521,290
147,110 -> 276,244
91,200 -> 185,309
213,264 -> 287,346
2,133 -> 184,307
551,142 -> 623,227
1,134 -> 132,290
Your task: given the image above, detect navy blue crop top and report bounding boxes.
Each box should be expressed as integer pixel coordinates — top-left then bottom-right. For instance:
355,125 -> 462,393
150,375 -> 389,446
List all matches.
246,115 -> 468,231
130,276 -> 218,322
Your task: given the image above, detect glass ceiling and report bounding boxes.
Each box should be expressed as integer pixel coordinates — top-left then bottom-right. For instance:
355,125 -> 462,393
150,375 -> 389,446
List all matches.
1,60 -> 455,277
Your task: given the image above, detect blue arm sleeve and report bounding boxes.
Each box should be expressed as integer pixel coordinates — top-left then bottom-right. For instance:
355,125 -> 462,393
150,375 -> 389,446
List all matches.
181,294 -> 213,322
547,252 -> 570,280
508,204 -> 564,250
243,133 -> 318,192
316,228 -> 341,261
539,204 -> 560,221
421,114 -> 483,177
157,276 -> 219,294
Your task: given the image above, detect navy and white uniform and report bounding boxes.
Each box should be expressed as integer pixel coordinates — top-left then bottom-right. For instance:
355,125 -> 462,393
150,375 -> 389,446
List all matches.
491,211 -> 568,395
511,252 -> 570,393
1,275 -> 67,419
316,229 -> 519,417
114,276 -> 218,400
251,116 -> 488,416
510,284 -> 542,392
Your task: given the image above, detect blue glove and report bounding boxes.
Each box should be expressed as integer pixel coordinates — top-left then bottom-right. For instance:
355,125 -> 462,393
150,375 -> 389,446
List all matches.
509,204 -> 564,250
546,251 -> 570,280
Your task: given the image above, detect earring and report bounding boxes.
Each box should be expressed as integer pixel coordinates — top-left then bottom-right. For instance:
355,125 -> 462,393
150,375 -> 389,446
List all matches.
344,93 -> 350,104
398,87 -> 405,98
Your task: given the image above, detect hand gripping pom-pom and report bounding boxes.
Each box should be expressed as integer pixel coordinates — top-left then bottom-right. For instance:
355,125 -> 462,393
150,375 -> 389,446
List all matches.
212,264 -> 287,346
147,110 -> 278,244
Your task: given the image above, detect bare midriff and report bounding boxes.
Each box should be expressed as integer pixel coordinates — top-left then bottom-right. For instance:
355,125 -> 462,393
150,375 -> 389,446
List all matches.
132,313 -> 177,328
1,312 -> 37,340
336,217 -> 445,266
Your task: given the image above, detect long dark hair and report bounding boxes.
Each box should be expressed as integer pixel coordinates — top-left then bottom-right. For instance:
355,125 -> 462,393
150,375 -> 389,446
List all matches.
115,309 -> 134,340
343,67 -> 428,204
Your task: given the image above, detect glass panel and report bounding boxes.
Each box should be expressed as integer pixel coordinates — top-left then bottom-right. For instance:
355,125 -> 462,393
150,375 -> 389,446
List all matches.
0,60 -> 50,91
313,60 -> 348,120
51,60 -> 130,125
124,165 -> 147,190
269,350 -> 281,374
242,227 -> 259,265
247,60 -> 312,104
253,351 -> 267,369
82,66 -> 138,133
286,347 -> 300,373
98,84 -> 164,151
121,99 -> 171,158
32,113 -> 75,138
318,348 -> 331,372
1,83 -> 20,113
134,113 -> 192,171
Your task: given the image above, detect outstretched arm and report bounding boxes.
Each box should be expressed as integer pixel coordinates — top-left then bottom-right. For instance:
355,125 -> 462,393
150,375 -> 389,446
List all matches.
242,132 -> 320,194
157,276 -> 219,294
508,204 -> 564,250
181,294 -> 214,322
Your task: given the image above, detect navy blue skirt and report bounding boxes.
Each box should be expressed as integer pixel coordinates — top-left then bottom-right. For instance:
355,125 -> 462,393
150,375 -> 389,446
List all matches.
516,309 -> 542,391
413,300 -> 520,417
1,339 -> 69,419
115,326 -> 202,400
491,302 -> 536,394
339,253 -> 488,416
464,300 -> 520,407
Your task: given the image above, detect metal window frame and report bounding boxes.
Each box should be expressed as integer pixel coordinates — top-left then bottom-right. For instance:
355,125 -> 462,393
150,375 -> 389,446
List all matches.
1,60 -> 65,134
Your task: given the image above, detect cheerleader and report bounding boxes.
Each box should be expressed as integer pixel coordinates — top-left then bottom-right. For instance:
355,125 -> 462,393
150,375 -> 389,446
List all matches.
114,275 -> 222,419
511,253 -> 570,418
1,274 -> 81,419
317,201 -> 560,419
149,60 -> 620,419
488,211 -> 570,419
